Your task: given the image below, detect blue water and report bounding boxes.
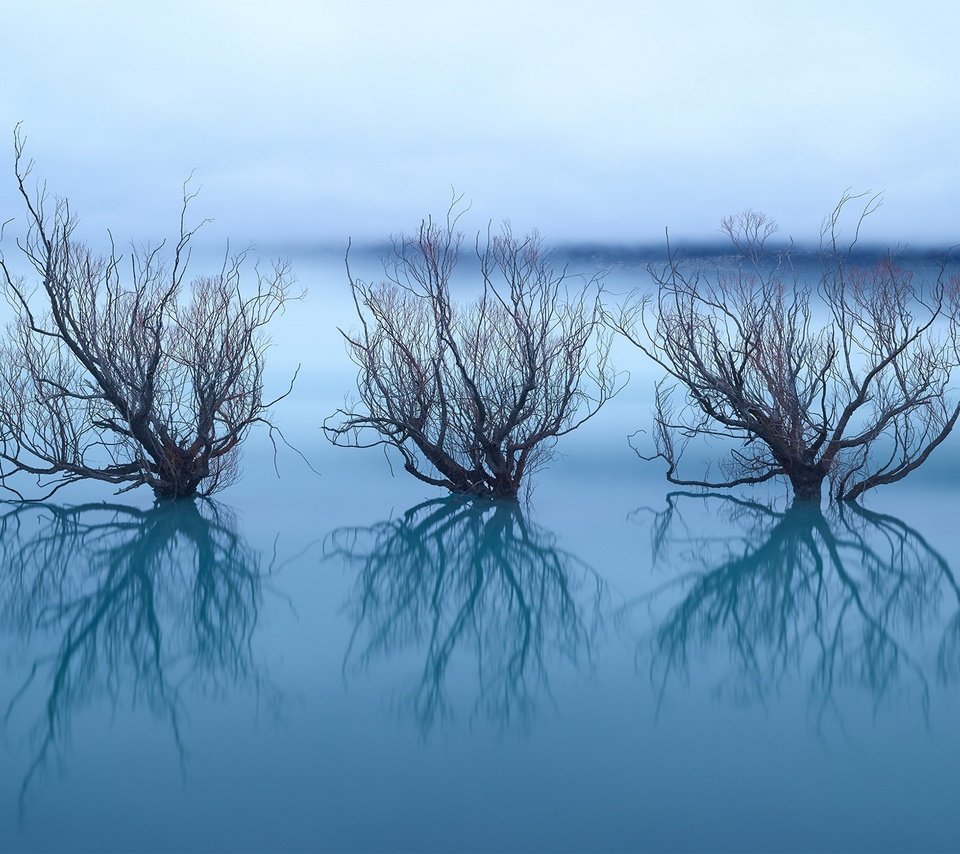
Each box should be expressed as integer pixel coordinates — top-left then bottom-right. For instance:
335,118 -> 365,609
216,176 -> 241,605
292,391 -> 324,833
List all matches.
2,252 -> 960,852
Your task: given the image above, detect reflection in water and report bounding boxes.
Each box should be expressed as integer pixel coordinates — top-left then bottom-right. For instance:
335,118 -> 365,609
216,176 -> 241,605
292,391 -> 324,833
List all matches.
635,493 -> 960,729
326,497 -> 605,732
0,500 -> 269,810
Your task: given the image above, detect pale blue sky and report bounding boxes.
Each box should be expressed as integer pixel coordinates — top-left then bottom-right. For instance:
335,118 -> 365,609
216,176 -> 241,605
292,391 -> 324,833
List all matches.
1,0 -> 957,249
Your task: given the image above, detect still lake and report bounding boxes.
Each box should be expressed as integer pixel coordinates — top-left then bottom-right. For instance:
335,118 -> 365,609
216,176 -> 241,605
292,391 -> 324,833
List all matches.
1,248 -> 959,853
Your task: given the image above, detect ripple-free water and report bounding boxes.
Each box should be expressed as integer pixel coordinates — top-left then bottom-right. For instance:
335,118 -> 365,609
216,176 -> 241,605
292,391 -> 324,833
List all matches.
2,251 -> 959,853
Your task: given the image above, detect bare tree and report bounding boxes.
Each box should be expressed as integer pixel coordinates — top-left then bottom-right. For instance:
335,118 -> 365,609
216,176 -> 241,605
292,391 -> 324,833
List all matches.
324,198 -> 619,498
0,128 -> 297,499
610,196 -> 960,502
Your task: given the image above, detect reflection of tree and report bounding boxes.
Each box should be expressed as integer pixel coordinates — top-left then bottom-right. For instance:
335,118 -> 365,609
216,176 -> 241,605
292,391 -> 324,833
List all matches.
326,497 -> 605,731
635,493 -> 960,729
0,500 -> 268,809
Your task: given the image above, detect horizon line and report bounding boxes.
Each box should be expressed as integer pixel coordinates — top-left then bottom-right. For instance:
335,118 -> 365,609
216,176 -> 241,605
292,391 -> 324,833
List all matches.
255,238 -> 960,263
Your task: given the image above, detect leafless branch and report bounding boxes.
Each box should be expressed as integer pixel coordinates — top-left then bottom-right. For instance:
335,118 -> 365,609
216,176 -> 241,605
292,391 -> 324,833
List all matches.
325,198 -> 623,498
0,128 -> 299,499
609,201 -> 960,502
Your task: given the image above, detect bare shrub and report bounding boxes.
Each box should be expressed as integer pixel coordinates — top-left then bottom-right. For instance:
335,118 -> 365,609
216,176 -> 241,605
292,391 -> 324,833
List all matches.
324,199 -> 620,498
0,128 -> 297,499
610,196 -> 960,502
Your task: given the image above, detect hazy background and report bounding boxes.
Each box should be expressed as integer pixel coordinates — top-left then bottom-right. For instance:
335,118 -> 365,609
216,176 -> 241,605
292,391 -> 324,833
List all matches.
3,9 -> 960,850
1,0 -> 957,253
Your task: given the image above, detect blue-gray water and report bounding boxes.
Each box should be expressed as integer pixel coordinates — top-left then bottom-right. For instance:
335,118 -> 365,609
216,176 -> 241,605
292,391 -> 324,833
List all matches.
2,251 -> 960,853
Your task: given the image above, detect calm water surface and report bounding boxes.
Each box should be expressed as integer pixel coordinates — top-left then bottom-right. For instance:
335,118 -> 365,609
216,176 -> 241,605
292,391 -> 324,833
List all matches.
1,252 -> 959,852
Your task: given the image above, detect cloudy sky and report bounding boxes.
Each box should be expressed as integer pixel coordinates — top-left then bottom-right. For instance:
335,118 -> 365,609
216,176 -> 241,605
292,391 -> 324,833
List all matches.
1,0 -> 957,250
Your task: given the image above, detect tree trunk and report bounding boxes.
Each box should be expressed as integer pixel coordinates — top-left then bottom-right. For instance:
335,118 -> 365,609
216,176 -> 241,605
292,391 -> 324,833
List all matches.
788,466 -> 825,503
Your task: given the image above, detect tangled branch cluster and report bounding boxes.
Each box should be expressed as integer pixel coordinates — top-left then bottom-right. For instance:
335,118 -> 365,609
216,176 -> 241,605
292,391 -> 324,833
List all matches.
325,200 -> 620,498
611,198 -> 960,502
0,129 -> 296,499
2,127 -> 960,506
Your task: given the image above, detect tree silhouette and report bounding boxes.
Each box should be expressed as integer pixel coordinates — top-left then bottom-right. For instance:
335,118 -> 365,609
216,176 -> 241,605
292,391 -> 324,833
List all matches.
0,500 -> 271,811
0,127 -> 297,499
325,198 -> 619,497
631,492 -> 960,732
325,496 -> 605,731
610,200 -> 960,502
